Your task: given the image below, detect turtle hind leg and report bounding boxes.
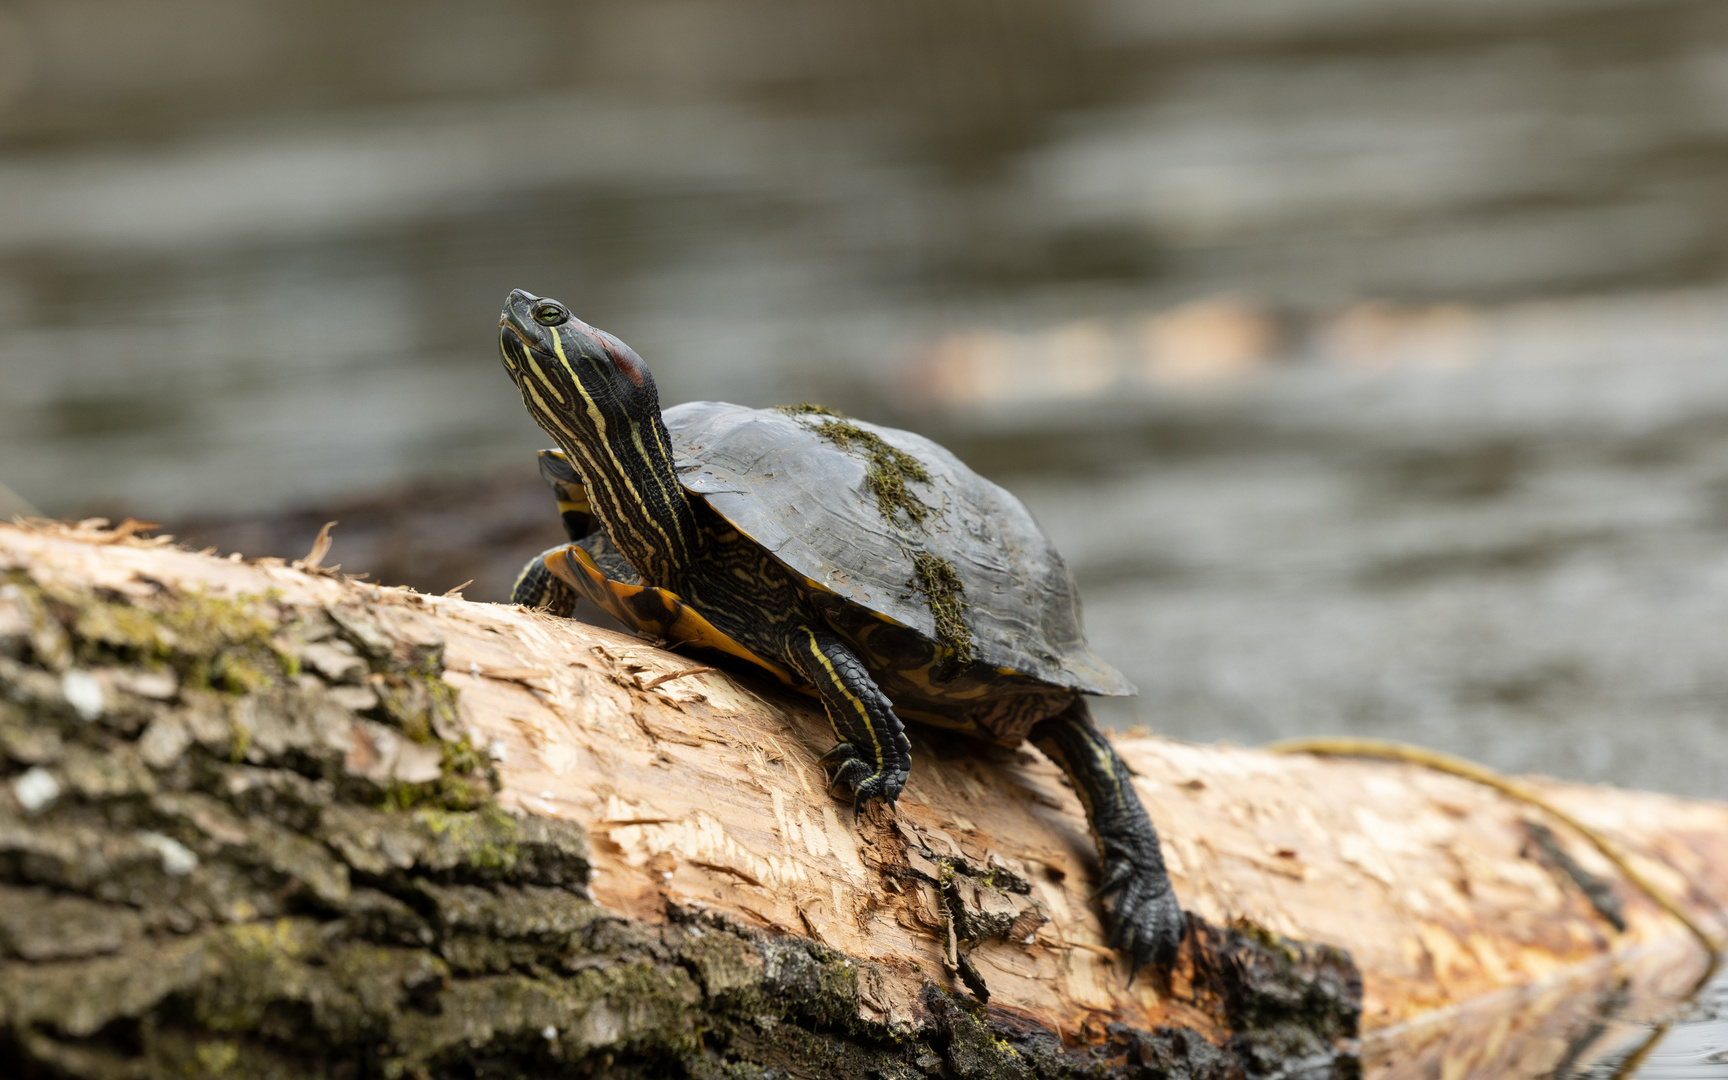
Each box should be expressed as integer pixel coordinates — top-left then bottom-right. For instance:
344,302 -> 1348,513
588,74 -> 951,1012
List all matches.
1030,699 -> 1184,979
788,627 -> 912,808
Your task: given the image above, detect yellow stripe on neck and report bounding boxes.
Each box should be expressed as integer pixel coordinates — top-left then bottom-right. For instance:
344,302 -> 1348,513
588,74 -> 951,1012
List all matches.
548,331 -> 688,572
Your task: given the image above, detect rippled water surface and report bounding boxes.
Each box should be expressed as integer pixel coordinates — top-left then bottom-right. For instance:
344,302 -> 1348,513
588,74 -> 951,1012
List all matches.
1614,971 -> 1728,1079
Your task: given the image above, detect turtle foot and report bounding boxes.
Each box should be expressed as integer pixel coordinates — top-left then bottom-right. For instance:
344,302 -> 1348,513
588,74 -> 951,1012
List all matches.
817,742 -> 905,808
1099,836 -> 1185,981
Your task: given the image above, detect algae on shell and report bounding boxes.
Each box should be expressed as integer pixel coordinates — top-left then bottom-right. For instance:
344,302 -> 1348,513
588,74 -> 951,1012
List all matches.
777,405 -> 935,528
777,404 -> 978,674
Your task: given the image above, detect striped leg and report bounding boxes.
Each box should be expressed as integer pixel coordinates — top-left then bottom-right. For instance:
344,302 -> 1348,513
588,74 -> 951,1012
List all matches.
787,627 -> 912,808
536,448 -> 598,542
1031,700 -> 1184,978
511,545 -> 582,616
512,450 -> 601,617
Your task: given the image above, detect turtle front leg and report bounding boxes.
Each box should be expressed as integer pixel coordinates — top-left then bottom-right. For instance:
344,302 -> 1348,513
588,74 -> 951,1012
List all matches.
787,627 -> 912,808
511,546 -> 582,616
512,448 -> 601,616
1031,700 -> 1184,978
535,448 -> 599,542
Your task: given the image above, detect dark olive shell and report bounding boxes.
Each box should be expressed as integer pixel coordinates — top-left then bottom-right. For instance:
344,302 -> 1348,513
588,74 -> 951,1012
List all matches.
664,401 -> 1133,697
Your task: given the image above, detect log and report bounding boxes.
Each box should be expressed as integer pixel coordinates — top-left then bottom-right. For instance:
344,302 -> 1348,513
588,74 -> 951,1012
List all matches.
1,519 -> 1724,1078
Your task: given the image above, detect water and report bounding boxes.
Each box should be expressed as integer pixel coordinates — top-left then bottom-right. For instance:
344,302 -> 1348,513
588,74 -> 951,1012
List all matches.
1601,970 -> 1728,1078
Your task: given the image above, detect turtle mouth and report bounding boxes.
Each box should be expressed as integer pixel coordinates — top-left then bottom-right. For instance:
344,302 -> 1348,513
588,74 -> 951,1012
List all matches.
498,314 -> 552,387
498,314 -> 534,350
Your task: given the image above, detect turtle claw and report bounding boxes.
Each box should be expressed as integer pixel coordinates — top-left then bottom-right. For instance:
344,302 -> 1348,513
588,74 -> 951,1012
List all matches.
1099,842 -> 1184,982
825,759 -> 874,800
815,742 -> 858,768
817,742 -> 904,808
1092,854 -> 1136,899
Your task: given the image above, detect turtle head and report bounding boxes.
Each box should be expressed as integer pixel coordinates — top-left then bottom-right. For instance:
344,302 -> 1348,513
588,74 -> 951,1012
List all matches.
498,289 -> 660,441
499,289 -> 700,582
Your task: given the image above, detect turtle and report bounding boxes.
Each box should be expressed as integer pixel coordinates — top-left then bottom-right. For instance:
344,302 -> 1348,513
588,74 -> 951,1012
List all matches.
497,288 -> 1184,975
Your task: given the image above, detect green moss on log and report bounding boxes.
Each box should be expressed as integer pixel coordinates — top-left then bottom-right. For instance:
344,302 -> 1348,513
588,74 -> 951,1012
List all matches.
39,572 -> 289,694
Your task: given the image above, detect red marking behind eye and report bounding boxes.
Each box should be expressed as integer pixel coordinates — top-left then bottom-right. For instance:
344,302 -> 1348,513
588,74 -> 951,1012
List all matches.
594,329 -> 646,387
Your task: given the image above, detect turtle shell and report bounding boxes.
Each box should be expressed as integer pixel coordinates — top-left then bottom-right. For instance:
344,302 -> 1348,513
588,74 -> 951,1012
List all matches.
664,401 -> 1133,698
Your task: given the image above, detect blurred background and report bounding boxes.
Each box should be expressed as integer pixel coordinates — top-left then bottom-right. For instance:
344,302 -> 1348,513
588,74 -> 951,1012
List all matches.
4,0 -> 1728,797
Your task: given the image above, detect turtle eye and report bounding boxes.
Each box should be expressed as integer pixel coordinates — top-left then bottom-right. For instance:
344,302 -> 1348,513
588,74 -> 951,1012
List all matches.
532,302 -> 568,327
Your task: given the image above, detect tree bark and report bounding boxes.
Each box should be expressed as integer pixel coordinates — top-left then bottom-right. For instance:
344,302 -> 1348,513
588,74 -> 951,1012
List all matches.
0,520 -> 1723,1079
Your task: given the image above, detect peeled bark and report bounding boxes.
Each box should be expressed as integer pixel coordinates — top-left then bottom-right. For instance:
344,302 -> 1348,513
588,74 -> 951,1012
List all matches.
0,520 -> 1723,1079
